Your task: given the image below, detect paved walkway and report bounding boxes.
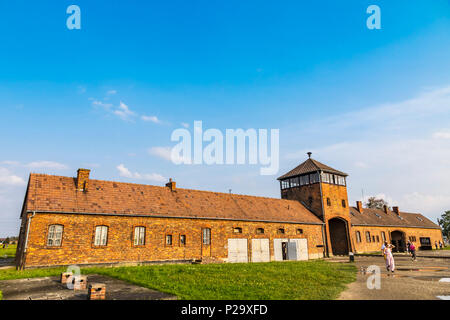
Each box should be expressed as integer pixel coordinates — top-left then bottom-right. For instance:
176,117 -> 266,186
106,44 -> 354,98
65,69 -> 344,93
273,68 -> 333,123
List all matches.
0,274 -> 177,300
338,255 -> 450,300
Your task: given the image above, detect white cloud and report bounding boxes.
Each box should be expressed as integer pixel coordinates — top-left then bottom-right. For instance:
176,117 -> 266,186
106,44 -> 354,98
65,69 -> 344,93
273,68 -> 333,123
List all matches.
433,130 -> 450,140
113,102 -> 135,121
141,115 -> 161,124
25,161 -> 68,170
148,146 -> 184,163
0,161 -> 20,166
0,168 -> 26,186
91,99 -> 113,109
116,164 -> 166,183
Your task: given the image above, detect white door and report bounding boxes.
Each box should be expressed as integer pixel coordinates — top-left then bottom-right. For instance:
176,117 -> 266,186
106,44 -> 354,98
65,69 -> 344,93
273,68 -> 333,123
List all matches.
228,239 -> 248,263
289,238 -> 308,261
251,239 -> 270,262
273,238 -> 288,261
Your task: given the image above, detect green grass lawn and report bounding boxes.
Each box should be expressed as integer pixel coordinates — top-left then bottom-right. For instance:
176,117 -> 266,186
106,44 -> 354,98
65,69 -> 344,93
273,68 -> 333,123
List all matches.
0,244 -> 17,259
0,260 -> 356,300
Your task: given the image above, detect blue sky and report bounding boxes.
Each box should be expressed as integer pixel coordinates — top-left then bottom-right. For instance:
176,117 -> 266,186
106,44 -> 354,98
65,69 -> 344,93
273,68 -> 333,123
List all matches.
1,1 -> 450,236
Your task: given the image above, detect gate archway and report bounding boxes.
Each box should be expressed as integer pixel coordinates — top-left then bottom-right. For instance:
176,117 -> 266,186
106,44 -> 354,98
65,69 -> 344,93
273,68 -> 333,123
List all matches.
328,218 -> 349,255
390,230 -> 406,252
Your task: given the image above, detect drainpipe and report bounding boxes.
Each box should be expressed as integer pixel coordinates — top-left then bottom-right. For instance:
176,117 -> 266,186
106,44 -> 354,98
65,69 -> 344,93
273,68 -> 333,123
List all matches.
22,211 -> 35,267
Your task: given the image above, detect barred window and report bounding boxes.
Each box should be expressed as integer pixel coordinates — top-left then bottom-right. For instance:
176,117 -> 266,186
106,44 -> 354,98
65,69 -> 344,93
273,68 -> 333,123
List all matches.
134,226 -> 145,246
381,231 -> 386,242
290,177 -> 299,187
94,226 -> 108,246
202,228 -> 211,245
296,229 -> 303,235
300,175 -> 309,186
180,235 -> 186,246
342,200 -> 346,208
256,228 -> 265,234
47,225 -> 63,247
281,180 -> 290,189
278,228 -> 285,234
366,231 -> 371,243
166,234 -> 173,245
309,173 -> 320,184
327,197 -> 331,206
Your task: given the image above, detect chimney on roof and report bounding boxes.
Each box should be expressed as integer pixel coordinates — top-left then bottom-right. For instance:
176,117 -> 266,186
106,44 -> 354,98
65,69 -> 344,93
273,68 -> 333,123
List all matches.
356,201 -> 363,213
393,206 -> 400,215
166,178 -> 176,192
76,169 -> 90,192
383,205 -> 389,214
307,152 -> 312,159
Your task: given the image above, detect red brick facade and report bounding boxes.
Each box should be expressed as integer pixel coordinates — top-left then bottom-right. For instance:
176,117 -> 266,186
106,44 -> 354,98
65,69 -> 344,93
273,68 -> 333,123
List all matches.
15,157 -> 444,269
17,212 -> 324,268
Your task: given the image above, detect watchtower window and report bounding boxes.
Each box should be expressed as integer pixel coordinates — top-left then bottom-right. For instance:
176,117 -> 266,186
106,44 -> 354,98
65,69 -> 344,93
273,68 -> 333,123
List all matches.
309,173 -> 320,184
299,175 -> 309,186
290,177 -> 299,187
281,180 -> 290,190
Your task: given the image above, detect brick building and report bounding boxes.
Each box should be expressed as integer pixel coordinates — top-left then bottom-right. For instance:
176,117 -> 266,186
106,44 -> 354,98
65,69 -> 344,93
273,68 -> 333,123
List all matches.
15,155 -> 443,269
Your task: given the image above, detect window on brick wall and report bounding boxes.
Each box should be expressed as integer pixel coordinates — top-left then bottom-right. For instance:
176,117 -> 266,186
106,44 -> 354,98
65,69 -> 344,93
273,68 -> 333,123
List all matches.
278,228 -> 285,234
202,228 -> 211,245
256,228 -> 264,234
327,198 -> 331,206
134,226 -> 145,246
180,235 -> 186,246
47,225 -> 63,247
381,232 -> 386,242
366,231 -> 371,242
166,234 -> 173,246
376,235 -> 380,242
233,227 -> 242,234
356,231 -> 361,243
296,229 -> 303,235
342,200 -> 346,208
94,226 -> 108,246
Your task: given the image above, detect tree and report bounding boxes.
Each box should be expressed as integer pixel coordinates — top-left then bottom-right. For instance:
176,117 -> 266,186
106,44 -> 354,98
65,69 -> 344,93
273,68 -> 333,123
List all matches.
365,197 -> 389,210
438,211 -> 450,239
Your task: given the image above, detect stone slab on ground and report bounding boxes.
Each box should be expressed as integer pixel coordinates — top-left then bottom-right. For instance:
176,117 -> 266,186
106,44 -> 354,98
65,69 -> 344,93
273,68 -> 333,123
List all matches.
338,255 -> 450,300
0,274 -> 177,300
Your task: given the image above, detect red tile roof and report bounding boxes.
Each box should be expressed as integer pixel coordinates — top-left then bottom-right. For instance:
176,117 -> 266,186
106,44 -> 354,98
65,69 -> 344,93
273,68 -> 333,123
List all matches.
24,173 -> 324,225
349,207 -> 440,229
278,158 -> 348,180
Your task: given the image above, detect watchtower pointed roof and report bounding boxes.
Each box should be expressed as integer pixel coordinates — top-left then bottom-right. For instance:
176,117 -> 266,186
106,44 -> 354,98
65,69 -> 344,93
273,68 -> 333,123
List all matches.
277,154 -> 348,180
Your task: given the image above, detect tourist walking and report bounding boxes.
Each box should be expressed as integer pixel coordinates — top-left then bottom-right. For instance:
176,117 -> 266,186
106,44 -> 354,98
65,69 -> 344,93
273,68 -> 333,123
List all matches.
383,242 -> 395,273
408,241 -> 416,261
439,241 -> 443,250
435,241 -> 439,250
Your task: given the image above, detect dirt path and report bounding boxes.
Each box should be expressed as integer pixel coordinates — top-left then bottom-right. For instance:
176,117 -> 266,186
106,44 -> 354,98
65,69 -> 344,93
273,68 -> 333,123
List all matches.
338,255 -> 450,300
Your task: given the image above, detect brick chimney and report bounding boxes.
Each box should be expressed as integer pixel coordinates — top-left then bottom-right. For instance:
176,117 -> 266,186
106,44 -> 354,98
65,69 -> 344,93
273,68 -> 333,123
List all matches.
383,205 -> 389,214
166,178 -> 176,191
76,169 -> 90,192
393,206 -> 400,215
356,201 -> 363,213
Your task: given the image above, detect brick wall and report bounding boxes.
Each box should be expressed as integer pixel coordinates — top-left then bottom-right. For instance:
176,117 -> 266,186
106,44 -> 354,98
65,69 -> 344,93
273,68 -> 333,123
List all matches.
352,225 -> 443,253
19,213 -> 325,268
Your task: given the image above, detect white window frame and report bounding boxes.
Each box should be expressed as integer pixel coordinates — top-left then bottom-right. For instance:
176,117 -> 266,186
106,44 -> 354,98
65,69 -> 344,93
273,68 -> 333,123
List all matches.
47,225 -> 63,247
202,228 -> 211,245
94,226 -> 108,246
134,226 -> 146,246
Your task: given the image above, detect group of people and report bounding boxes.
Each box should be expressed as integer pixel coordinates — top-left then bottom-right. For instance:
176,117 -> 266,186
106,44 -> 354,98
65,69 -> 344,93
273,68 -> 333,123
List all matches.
435,240 -> 444,250
381,240 -> 417,274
